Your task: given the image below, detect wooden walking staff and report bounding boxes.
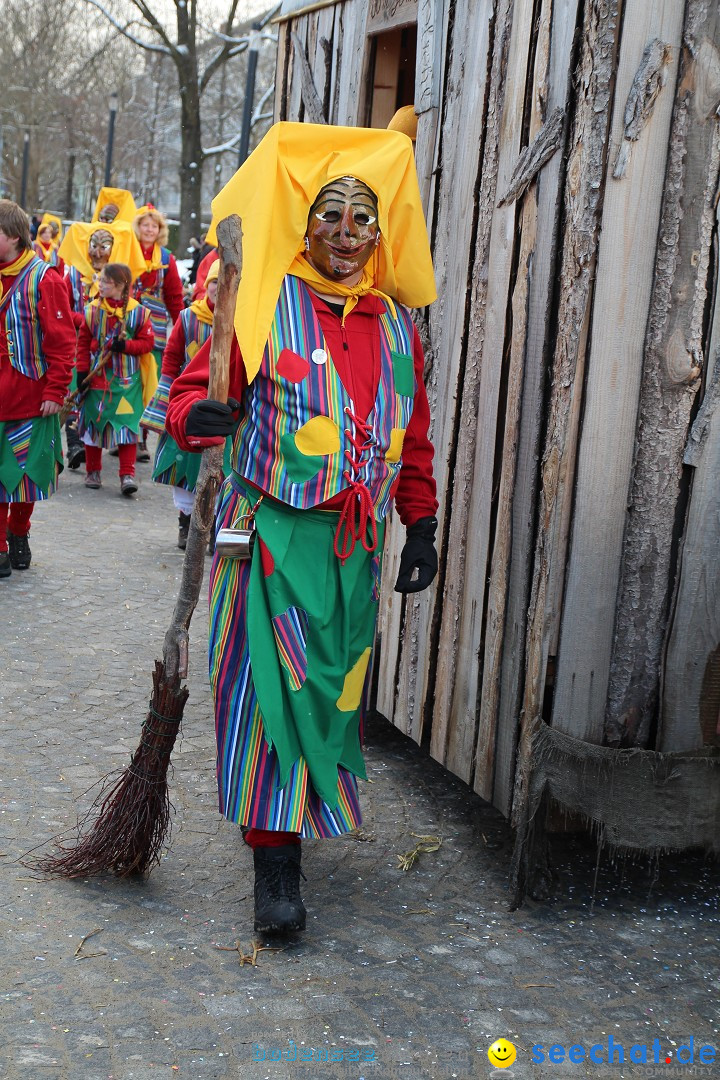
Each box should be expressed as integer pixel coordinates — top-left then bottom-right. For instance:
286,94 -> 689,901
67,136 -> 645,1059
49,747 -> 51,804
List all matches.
32,216 -> 244,879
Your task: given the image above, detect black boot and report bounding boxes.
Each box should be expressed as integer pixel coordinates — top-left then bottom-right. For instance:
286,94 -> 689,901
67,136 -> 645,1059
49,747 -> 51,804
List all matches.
7,530 -> 31,570
0,552 -> 11,578
178,512 -> 191,550
253,844 -> 306,933
65,420 -> 85,470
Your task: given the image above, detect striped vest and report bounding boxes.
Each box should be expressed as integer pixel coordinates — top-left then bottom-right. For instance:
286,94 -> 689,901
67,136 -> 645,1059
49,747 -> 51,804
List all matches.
2,256 -> 52,380
134,247 -> 171,351
85,300 -> 148,380
232,275 -> 416,520
179,307 -> 212,372
66,264 -> 89,315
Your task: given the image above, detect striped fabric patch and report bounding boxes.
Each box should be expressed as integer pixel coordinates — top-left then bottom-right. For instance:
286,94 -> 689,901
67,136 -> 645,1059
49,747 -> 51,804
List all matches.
4,421 -> 33,469
272,606 -> 310,692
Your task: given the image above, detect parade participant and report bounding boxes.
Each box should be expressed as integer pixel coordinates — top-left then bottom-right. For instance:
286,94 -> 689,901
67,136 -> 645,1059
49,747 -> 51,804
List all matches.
191,243 -> 218,300
91,187 -> 137,225
0,199 -> 75,577
59,220 -> 146,326
165,122 -> 439,933
75,262 -> 156,496
141,259 -> 224,548
33,214 -> 64,271
58,221 -> 145,469
132,205 -> 184,461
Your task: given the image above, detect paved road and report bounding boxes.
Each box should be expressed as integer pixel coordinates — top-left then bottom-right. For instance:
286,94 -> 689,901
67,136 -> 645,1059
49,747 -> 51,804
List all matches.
0,445 -> 717,1079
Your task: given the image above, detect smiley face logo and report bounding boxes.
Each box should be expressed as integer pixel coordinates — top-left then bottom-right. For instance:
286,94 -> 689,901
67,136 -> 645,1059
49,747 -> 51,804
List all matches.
488,1039 -> 517,1069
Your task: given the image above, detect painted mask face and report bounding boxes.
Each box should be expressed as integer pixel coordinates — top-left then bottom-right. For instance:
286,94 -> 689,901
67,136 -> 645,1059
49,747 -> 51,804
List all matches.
305,176 -> 380,283
138,215 -> 160,246
88,229 -> 114,271
98,203 -> 119,223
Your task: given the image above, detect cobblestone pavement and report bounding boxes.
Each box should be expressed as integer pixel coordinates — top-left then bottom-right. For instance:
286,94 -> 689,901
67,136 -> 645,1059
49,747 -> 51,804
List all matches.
0,445 -> 718,1080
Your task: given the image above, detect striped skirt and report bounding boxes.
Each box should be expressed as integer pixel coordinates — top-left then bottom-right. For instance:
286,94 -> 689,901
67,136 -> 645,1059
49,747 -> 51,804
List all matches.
209,475 -> 383,838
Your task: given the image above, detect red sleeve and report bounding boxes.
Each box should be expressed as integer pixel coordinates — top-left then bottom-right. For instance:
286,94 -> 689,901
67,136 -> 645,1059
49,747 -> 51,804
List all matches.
37,270 -> 78,404
392,324 -> 438,527
76,315 -> 92,372
166,333 -> 247,450
162,255 -> 185,322
160,316 -> 188,381
124,309 -> 155,355
191,248 -> 218,300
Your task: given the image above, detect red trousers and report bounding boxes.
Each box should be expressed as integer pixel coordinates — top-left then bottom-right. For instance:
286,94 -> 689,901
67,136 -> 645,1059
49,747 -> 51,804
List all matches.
244,829 -> 300,849
86,443 -> 137,476
0,502 -> 34,552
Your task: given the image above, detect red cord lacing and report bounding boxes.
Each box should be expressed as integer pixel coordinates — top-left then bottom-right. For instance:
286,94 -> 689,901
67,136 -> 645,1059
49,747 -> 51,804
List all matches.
334,406 -> 378,563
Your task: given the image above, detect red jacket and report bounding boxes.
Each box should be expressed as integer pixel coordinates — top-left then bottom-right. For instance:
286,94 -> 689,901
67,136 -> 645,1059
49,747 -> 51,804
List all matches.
191,247 -> 218,300
0,256 -> 76,421
166,290 -> 437,526
137,245 -> 184,323
76,300 -> 154,388
160,302 -> 214,381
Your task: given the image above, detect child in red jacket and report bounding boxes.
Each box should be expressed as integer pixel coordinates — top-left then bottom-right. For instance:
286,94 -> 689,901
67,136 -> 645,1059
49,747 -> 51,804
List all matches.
75,263 -> 155,496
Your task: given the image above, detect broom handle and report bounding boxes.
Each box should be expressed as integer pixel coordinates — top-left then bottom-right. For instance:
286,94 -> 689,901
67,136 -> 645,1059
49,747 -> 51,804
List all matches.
163,214 -> 243,683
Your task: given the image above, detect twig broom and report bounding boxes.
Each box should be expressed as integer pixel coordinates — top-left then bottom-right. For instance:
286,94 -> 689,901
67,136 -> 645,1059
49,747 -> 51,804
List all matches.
32,215 -> 243,877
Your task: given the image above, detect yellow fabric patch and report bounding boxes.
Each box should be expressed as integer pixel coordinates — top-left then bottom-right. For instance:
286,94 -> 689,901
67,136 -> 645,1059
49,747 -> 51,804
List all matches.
294,415 -> 340,457
115,395 -> 134,416
336,647 -> 372,713
186,341 -> 200,360
386,427 -> 405,463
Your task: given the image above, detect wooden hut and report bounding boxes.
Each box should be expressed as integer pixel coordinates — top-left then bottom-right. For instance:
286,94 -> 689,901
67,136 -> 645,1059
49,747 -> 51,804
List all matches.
273,0 -> 720,900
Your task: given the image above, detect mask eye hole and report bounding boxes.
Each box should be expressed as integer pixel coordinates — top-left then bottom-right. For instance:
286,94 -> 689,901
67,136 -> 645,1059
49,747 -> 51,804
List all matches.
315,210 -> 341,223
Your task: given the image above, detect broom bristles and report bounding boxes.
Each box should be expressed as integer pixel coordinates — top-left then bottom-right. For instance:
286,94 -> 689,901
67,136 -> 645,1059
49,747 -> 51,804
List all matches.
30,661 -> 189,878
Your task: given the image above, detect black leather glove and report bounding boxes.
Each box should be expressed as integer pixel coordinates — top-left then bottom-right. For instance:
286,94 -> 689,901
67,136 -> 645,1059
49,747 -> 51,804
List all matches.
76,370 -> 90,393
186,398 -> 240,438
111,335 -> 127,353
394,515 -> 438,594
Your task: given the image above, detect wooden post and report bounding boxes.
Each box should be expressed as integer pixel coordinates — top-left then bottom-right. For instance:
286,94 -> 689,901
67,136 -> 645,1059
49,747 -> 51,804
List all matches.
604,4 -> 720,747
162,215 -> 243,683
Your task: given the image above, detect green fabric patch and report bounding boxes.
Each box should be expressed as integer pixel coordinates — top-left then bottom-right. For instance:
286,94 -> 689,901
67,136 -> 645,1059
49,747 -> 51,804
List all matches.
279,431 -> 324,484
82,373 -> 143,435
391,351 -> 415,397
153,432 -> 232,491
0,415 -> 63,496
244,486 -> 384,808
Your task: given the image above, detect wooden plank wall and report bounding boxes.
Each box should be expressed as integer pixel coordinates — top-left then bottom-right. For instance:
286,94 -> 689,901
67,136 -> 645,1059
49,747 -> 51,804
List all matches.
274,0 -> 720,823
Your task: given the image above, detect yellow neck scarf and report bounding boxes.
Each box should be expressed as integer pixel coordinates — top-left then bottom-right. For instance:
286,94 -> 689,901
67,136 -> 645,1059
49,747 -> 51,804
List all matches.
96,296 -> 139,317
36,241 -> 58,263
0,248 -> 36,277
288,253 -> 396,322
142,243 -> 164,273
190,296 -> 214,325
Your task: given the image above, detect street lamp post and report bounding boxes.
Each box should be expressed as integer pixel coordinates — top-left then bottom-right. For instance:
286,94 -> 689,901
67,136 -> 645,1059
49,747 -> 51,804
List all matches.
19,130 -> 30,209
104,92 -> 119,186
237,24 -> 262,167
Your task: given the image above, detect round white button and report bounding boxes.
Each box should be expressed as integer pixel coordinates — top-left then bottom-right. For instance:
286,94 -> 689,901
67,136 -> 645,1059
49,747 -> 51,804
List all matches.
311,348 -> 327,365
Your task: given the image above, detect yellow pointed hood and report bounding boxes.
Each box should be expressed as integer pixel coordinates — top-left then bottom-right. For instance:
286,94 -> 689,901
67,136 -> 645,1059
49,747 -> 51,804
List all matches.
206,121 -> 436,383
58,220 -> 147,285
91,187 -> 137,225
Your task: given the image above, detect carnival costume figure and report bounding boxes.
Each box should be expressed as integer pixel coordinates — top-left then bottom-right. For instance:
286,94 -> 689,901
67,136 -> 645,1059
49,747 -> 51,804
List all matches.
166,123 -> 439,933
33,214 -> 64,272
91,187 -> 138,226
0,199 -> 75,577
58,220 -> 146,470
75,262 -> 156,496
